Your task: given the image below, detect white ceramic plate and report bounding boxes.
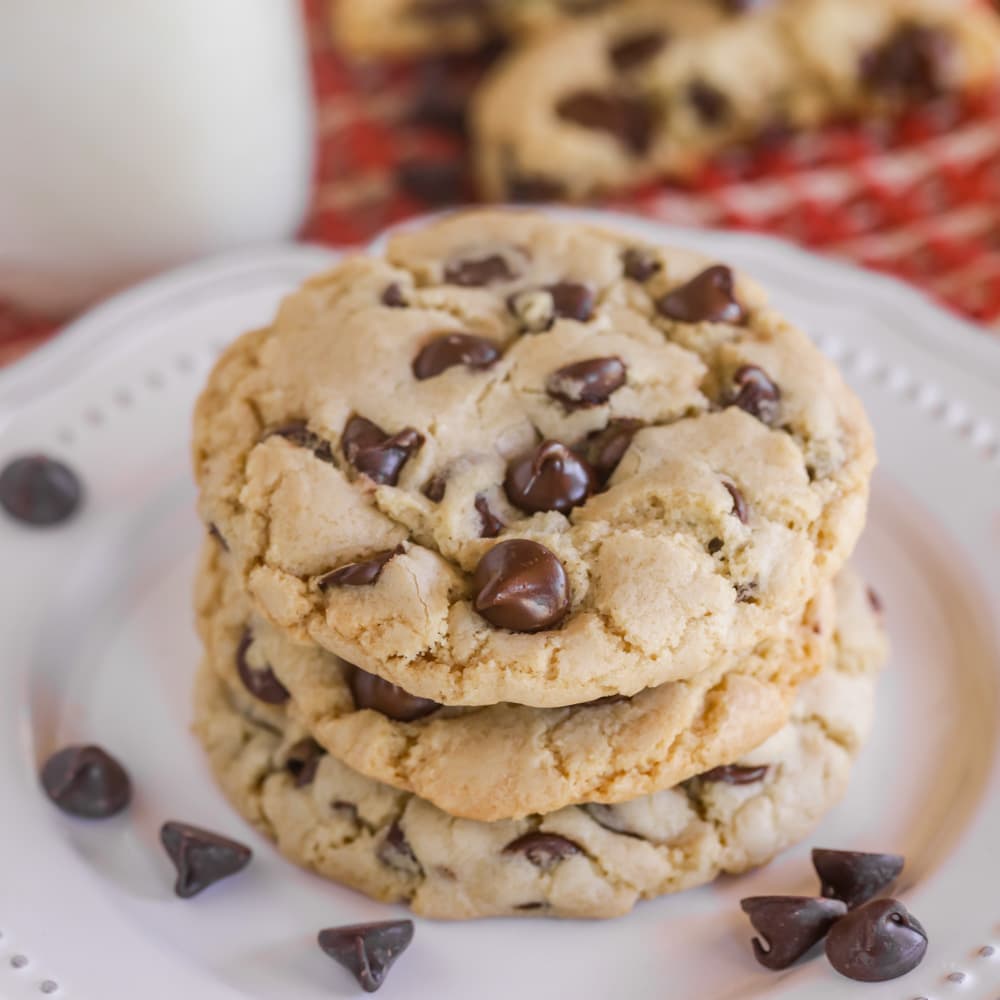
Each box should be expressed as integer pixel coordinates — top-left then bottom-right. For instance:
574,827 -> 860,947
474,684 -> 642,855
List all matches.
1,213 -> 999,1000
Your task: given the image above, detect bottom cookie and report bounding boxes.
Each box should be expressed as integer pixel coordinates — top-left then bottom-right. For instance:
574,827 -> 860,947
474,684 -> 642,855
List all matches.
193,574 -> 885,920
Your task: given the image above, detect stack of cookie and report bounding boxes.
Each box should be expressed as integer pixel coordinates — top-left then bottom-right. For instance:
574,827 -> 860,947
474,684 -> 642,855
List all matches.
191,210 -> 885,919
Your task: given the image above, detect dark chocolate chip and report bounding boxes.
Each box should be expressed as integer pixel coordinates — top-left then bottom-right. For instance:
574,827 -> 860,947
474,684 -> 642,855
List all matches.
348,665 -> 441,722
657,265 -> 745,324
504,440 -> 596,514
318,920 -> 414,994
707,537 -> 724,555
582,803 -> 643,838
422,474 -> 447,502
729,365 -> 781,425
556,90 -> 657,155
265,420 -> 334,463
503,832 -> 582,871
509,282 -> 595,331
577,418 -> 644,483
472,539 -> 570,632
860,24 -> 953,102
396,159 -> 466,205
546,356 -> 626,409
0,455 -> 82,526
515,902 -> 547,911
412,332 -> 501,380
318,546 -> 403,589
506,173 -> 567,202
159,821 -> 252,898
549,281 -> 596,321
699,763 -> 768,784
825,898 -> 927,982
444,252 -> 519,287
722,478 -> 748,523
40,745 -> 131,819
235,629 -> 290,705
381,283 -> 407,308
285,738 -> 325,787
622,247 -> 662,282
688,79 -> 730,124
741,896 -> 848,970
342,416 -> 423,486
475,494 -> 505,538
377,820 -> 423,875
332,800 -> 361,825
609,30 -> 669,72
208,522 -> 229,550
812,848 -> 904,909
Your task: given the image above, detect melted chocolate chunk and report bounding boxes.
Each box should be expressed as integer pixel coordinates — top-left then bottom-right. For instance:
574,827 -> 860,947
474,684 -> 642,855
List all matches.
657,265 -> 745,324
159,821 -> 252,898
472,539 -> 571,632
741,896 -> 847,970
348,665 -> 441,722
812,848 -> 904,910
412,332 -> 500,380
729,365 -> 781,425
381,283 -> 407,308
722,478 -> 749,524
40,744 -> 131,819
688,79 -> 730,124
546,356 -> 626,409
622,246 -> 661,282
444,252 -> 520,287
578,419 -> 644,482
503,832 -> 582,871
318,547 -> 403,589
342,416 -> 423,486
0,455 -> 82,526
700,763 -> 768,785
396,159 -> 465,205
285,738 -> 325,787
609,30 -> 668,72
265,420 -> 334,462
318,920 -> 414,994
235,629 -> 290,705
861,24 -> 953,102
556,90 -> 656,155
504,441 -> 596,514
474,494 -> 505,538
825,898 -> 927,982
377,820 -> 423,876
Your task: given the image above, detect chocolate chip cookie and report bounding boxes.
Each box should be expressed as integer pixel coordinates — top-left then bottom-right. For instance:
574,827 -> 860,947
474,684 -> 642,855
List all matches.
193,569 -> 887,919
474,0 -> 1000,200
192,210 -> 874,707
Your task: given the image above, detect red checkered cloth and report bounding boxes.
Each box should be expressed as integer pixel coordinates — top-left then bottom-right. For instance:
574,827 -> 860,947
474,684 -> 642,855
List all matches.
3,0 -> 999,367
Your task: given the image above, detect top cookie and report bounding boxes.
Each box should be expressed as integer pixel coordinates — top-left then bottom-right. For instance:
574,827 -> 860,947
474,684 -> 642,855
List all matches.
193,209 -> 874,707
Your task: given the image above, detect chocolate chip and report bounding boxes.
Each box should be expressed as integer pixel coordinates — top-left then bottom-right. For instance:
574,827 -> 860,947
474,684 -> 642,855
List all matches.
235,629 -> 290,705
506,172 -> 566,202
515,902 -> 547,911
475,494 -> 505,538
342,416 -> 423,486
396,159 -> 466,205
582,803 -> 642,838
318,920 -> 414,994
556,90 -> 657,155
546,357 -> 626,409
208,522 -> 229,550
699,763 -> 768,784
412,332 -> 501,380
377,820 -> 423,876
159,821 -> 252,898
578,418 -> 644,482
505,441 -> 596,514
549,281 -> 596,321
688,79 -> 730,124
866,587 -> 884,615
722,478 -> 748,523
265,420 -> 334,463
622,247 -> 661,281
0,455 -> 82,526
609,30 -> 668,72
812,849 -> 904,909
381,283 -> 407,308
729,365 -> 781,425
741,896 -> 848,970
318,546 -> 403,589
40,745 -> 131,818
285,738 -> 325,787
472,539 -> 571,632
509,282 -> 595,331
444,252 -> 519,287
861,24 -> 952,102
503,832 -> 582,871
825,898 -> 927,982
657,265 -> 745,324
422,474 -> 446,502
348,665 -> 441,722
707,537 -> 724,554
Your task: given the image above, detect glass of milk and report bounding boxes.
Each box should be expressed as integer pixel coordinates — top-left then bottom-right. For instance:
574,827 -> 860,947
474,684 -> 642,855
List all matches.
0,0 -> 315,314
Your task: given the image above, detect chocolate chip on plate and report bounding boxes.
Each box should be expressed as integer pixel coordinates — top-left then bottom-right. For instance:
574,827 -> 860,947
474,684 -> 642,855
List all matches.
721,478 -> 749,524
741,896 -> 848,970
729,365 -> 781,425
472,539 -> 571,632
825,898 -> 927,982
546,356 -> 626,409
699,763 -> 768,785
318,546 -> 403,589
812,848 -> 904,909
556,90 -> 657,155
609,30 -> 669,72
505,440 -> 596,514
342,416 -> 423,486
285,738 -> 326,787
622,246 -> 662,282
578,418 -> 644,482
657,265 -> 746,324
349,665 -> 441,722
40,744 -> 131,818
0,455 -> 82,526
412,332 -> 501,380
474,494 -> 505,538
318,920 -> 414,994
159,821 -> 252,898
235,629 -> 290,705
503,832 -> 582,871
